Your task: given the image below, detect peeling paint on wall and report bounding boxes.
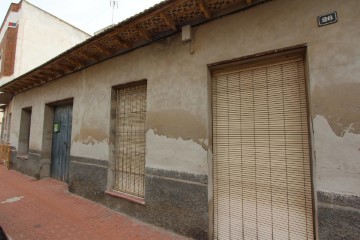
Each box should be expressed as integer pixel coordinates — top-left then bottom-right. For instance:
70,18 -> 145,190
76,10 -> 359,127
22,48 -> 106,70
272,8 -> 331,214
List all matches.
146,129 -> 208,175
73,128 -> 108,144
313,115 -> 360,195
312,83 -> 360,137
71,140 -> 109,161
147,110 -> 207,149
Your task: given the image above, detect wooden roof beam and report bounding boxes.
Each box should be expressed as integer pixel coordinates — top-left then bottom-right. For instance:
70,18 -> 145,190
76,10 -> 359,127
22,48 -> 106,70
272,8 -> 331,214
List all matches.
31,78 -> 48,87
28,76 -> 47,86
114,36 -> 132,49
72,56 -> 88,67
19,77 -> 37,84
160,12 -> 177,30
11,80 -> 30,87
64,57 -> 85,68
10,81 -> 28,88
27,76 -> 44,82
19,86 -> 31,92
118,0 -> 189,29
37,71 -> 56,79
246,0 -> 253,5
2,85 -> 18,93
136,26 -> 152,41
198,0 -> 211,19
46,67 -> 65,76
33,80 -> 46,86
74,53 -> 90,64
57,62 -> 74,72
94,44 -> 113,55
78,51 -> 99,62
18,79 -> 42,88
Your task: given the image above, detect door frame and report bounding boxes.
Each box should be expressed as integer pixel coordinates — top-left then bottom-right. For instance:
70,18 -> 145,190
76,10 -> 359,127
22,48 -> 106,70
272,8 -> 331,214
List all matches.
207,45 -> 317,239
42,98 -> 73,182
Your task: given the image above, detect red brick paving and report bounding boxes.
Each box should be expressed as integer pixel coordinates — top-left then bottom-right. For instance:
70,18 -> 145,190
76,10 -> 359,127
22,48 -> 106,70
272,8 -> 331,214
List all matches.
0,165 -> 188,240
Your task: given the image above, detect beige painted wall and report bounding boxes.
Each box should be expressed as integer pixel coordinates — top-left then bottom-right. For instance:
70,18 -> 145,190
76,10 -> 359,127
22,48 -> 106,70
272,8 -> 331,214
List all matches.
10,0 -> 360,195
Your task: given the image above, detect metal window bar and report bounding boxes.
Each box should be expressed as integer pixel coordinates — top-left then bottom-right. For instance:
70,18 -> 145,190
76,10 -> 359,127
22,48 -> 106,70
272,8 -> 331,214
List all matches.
113,82 -> 147,198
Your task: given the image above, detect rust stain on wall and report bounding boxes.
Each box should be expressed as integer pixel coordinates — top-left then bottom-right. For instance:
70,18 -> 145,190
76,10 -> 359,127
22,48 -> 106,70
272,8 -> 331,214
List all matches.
74,128 -> 108,144
147,110 -> 207,148
312,83 -> 360,137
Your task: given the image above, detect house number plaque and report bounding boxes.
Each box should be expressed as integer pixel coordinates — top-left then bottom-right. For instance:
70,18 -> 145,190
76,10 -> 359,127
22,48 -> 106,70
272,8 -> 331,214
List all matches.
318,11 -> 338,27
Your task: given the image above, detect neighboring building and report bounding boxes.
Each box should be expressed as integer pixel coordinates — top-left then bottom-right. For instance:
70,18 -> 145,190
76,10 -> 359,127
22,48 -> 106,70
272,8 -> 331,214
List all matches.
0,0 -> 90,142
0,0 -> 359,239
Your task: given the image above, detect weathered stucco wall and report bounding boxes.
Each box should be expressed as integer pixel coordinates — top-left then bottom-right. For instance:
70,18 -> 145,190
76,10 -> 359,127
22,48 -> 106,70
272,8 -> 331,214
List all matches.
10,35 -> 210,175
10,0 -> 360,194
9,0 -> 360,238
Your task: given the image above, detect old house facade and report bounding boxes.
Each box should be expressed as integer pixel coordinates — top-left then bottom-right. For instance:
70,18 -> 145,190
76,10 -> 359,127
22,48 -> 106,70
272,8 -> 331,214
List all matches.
0,0 -> 359,239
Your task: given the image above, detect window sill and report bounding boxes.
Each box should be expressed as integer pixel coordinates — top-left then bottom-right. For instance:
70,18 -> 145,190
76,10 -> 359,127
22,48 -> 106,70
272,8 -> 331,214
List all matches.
105,190 -> 145,205
17,154 -> 29,160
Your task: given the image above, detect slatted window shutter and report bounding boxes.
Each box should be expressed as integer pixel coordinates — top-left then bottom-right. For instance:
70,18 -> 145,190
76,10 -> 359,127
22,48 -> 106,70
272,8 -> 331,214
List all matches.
212,55 -> 313,239
114,82 -> 147,198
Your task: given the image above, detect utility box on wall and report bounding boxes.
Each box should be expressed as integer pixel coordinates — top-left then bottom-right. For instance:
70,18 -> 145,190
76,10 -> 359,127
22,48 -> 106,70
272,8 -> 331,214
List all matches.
182,25 -> 192,42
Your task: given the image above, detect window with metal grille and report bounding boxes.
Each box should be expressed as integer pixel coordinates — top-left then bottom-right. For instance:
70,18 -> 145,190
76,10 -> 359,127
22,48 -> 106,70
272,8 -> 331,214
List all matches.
112,81 -> 147,198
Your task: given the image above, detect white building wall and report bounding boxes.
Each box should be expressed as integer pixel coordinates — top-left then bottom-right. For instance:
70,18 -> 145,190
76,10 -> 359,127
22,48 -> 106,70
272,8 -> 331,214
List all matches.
12,0 -> 90,82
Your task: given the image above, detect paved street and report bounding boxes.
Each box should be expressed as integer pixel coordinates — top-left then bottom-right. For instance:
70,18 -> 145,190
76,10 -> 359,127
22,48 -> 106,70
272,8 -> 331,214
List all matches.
0,165 -> 187,240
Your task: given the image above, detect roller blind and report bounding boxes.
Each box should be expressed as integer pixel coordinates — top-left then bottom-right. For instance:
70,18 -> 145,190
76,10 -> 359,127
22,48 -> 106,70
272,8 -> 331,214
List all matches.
212,54 -> 314,239
114,82 -> 147,198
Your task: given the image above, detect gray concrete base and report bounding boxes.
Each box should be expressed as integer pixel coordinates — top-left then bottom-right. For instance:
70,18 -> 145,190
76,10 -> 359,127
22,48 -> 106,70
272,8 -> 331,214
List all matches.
68,156 -> 108,201
144,172 -> 208,239
67,157 -> 208,239
10,149 -> 50,179
318,191 -> 360,240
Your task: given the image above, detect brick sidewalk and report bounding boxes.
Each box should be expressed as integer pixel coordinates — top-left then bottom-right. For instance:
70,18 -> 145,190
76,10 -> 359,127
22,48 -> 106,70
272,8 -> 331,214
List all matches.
0,165 -> 188,240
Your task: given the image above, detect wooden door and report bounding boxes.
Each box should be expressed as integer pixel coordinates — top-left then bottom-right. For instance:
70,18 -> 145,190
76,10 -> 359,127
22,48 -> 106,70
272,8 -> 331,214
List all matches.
51,104 -> 73,182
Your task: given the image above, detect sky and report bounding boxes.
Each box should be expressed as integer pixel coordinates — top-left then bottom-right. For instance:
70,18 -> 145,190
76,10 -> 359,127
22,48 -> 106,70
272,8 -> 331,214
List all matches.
0,0 -> 164,35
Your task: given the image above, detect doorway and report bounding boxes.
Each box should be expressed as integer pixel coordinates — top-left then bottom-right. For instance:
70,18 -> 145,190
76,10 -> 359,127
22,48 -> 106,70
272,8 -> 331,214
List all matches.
50,104 -> 73,182
211,51 -> 314,239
